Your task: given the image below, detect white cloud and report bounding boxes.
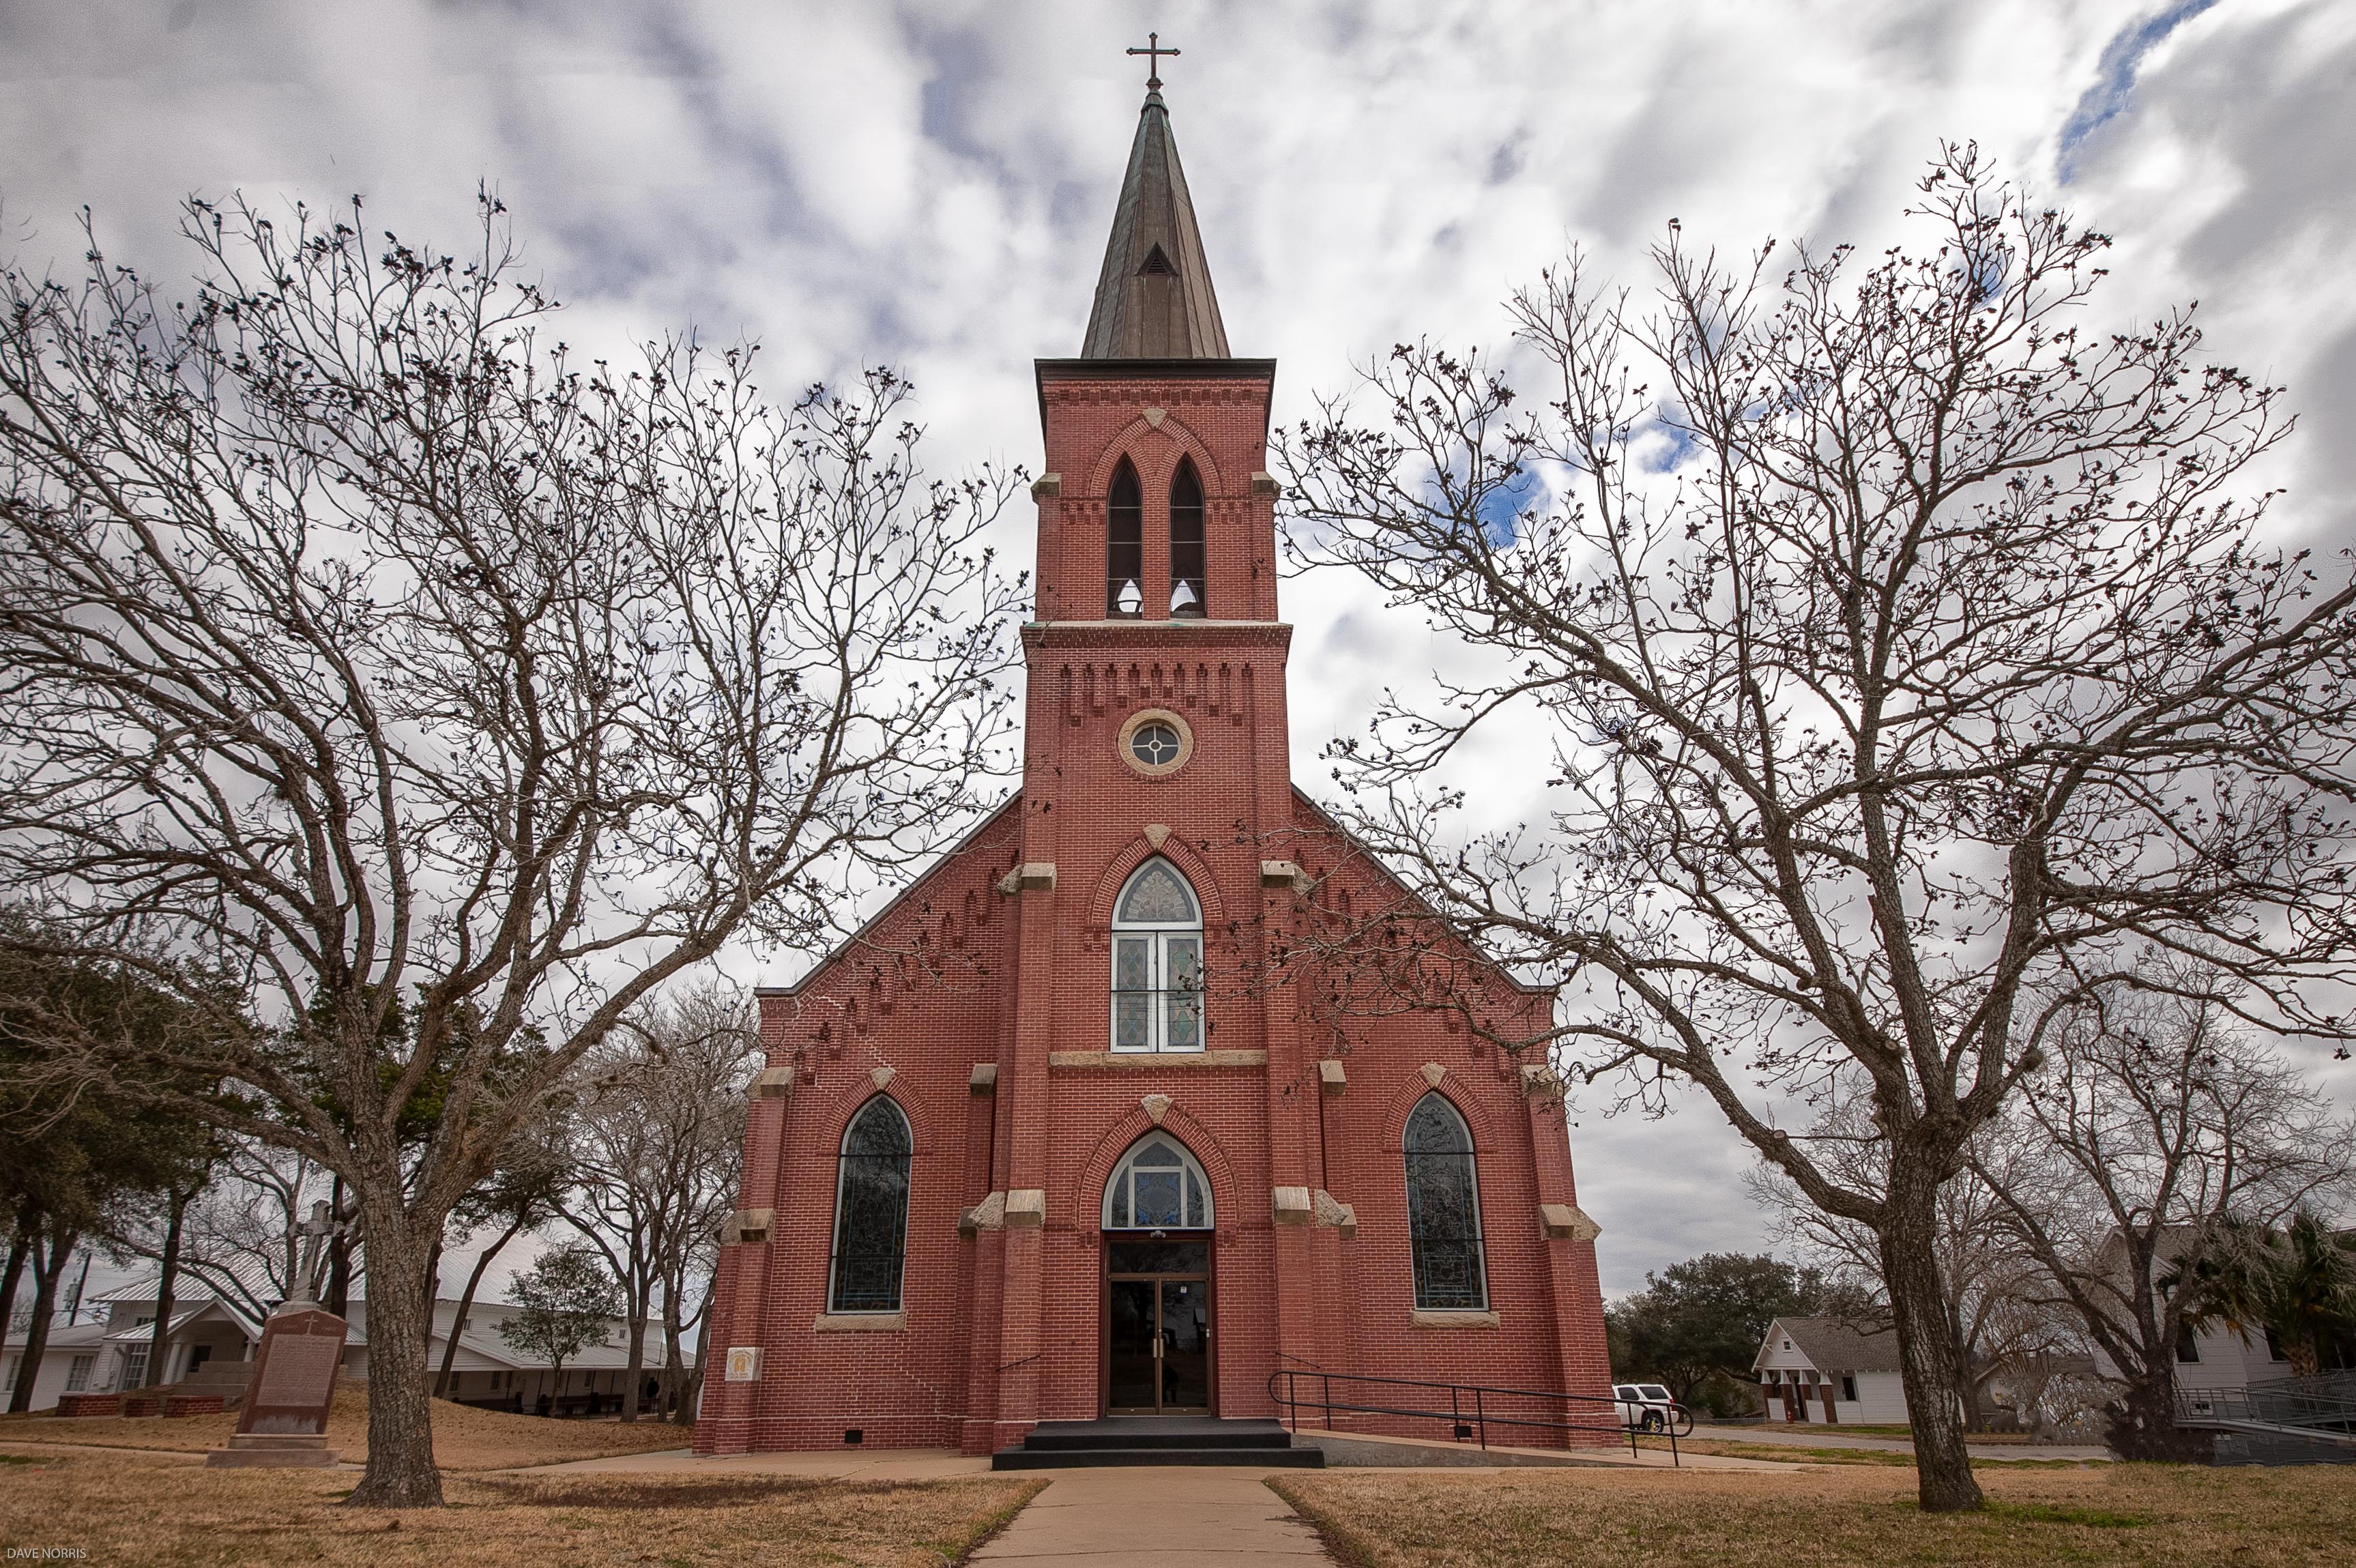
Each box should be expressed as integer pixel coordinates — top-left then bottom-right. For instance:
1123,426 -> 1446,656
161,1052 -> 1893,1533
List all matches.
5,0 -> 2349,1294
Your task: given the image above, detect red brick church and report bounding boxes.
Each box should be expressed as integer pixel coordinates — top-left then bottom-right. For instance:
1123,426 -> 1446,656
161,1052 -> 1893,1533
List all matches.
695,73 -> 1611,1460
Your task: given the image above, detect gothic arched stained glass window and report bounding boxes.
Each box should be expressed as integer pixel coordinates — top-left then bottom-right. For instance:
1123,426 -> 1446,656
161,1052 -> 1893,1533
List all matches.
1101,1133 -> 1212,1230
1404,1092 -> 1488,1311
1110,858 -> 1204,1052
828,1096 -> 912,1312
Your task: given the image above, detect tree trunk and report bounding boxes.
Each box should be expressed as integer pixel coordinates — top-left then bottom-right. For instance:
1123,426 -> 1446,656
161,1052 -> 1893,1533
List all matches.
7,1224 -> 78,1414
325,1178 -> 353,1318
0,1226 -> 28,1348
659,1296 -> 686,1421
435,1217 -> 528,1401
620,1282 -> 649,1423
674,1279 -> 714,1427
147,1187 -> 190,1387
1878,1156 -> 1983,1512
343,1200 -> 443,1509
2105,1364 -> 2211,1462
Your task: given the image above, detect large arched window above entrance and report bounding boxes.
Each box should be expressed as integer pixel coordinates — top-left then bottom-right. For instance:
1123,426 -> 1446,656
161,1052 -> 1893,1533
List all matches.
1403,1093 -> 1488,1311
1107,459 -> 1143,618
1110,858 -> 1204,1053
828,1096 -> 912,1313
1169,457 -> 1206,618
1102,1133 -> 1213,1230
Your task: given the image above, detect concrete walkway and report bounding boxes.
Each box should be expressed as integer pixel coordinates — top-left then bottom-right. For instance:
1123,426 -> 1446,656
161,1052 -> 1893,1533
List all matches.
972,1466 -> 1331,1568
1696,1424 -> 2111,1463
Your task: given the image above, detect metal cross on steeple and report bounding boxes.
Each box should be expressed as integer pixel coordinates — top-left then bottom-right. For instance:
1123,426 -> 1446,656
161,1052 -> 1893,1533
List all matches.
1126,31 -> 1180,91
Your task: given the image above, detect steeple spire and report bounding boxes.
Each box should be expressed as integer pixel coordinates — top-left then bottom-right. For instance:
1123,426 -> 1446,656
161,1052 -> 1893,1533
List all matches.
1080,68 -> 1231,359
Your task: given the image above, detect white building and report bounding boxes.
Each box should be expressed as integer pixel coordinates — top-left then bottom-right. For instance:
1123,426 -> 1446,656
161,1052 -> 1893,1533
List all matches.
5,1278 -> 687,1416
1752,1316 -> 1911,1425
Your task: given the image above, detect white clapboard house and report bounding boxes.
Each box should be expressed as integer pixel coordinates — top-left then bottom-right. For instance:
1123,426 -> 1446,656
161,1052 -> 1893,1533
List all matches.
1752,1315 -> 1911,1424
5,1276 -> 686,1416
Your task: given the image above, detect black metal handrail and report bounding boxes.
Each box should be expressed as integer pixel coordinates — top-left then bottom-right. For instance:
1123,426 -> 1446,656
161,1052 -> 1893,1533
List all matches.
1267,1367 -> 1691,1465
2177,1381 -> 2356,1440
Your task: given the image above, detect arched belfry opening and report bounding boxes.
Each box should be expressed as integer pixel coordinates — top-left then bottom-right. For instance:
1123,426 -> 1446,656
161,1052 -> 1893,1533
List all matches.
1169,458 -> 1205,618
1107,459 -> 1143,618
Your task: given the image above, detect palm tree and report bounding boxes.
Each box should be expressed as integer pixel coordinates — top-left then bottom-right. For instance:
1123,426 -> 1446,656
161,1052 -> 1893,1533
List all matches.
2175,1211 -> 2356,1379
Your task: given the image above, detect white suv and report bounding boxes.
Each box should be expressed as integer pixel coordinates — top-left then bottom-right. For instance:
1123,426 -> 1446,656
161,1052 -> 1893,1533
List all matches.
1614,1382 -> 1684,1434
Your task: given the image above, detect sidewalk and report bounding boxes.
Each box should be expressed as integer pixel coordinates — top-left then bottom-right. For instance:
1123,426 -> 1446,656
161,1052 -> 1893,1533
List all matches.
972,1467 -> 1330,1568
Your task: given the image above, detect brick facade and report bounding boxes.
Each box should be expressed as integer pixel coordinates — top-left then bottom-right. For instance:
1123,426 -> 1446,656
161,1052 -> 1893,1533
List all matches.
693,93 -> 1611,1461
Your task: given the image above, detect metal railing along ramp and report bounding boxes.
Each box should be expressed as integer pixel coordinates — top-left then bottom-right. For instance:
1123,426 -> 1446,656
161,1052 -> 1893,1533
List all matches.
2176,1374 -> 2356,1460
1268,1368 -> 1692,1466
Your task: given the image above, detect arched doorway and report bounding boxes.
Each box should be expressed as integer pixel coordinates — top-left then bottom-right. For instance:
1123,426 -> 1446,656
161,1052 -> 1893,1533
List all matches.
1099,1132 -> 1215,1414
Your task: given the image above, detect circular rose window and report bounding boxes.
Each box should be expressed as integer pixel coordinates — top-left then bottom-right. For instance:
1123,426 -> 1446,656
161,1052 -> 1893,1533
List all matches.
1117,709 -> 1193,777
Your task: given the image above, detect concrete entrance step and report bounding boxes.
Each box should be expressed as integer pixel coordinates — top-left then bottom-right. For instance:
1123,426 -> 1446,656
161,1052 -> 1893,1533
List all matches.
992,1417 -> 1324,1470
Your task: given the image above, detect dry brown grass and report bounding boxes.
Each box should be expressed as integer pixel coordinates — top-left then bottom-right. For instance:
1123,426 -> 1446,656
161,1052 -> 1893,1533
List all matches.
0,1445 -> 1044,1567
0,1381 -> 692,1470
1270,1462 -> 2356,1567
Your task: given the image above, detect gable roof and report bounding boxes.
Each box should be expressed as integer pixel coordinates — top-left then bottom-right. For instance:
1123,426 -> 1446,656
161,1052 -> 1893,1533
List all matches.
1080,87 -> 1232,359
1757,1316 -> 1902,1374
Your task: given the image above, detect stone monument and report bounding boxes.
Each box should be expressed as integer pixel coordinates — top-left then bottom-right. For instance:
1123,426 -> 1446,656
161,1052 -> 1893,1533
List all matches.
205,1203 -> 350,1468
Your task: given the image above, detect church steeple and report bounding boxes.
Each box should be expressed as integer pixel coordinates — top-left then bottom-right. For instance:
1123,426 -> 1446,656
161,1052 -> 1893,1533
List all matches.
1079,85 -> 1231,359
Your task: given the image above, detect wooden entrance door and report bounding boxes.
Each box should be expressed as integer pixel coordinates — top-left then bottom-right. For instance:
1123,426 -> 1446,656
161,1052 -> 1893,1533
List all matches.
1103,1236 -> 1214,1414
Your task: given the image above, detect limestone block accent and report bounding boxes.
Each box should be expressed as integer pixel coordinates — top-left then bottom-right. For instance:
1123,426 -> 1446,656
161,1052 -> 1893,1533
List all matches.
1049,1049 -> 1268,1069
1538,1202 -> 1603,1243
1318,1059 -> 1347,1095
1519,1063 -> 1565,1101
1142,406 -> 1167,429
998,862 -> 1058,895
1144,823 -> 1172,848
1250,471 -> 1281,497
1141,1092 -> 1174,1124
1312,1189 -> 1358,1236
751,1066 -> 794,1101
1412,1309 -> 1502,1329
1004,1189 -> 1048,1229
1272,1185 -> 1313,1226
969,1062 -> 999,1094
1260,859 -> 1310,893
1031,473 -> 1062,500
1420,1062 -> 1446,1088
959,1191 -> 1008,1234
723,1208 -> 775,1245
870,1064 -> 897,1090
813,1312 -> 906,1332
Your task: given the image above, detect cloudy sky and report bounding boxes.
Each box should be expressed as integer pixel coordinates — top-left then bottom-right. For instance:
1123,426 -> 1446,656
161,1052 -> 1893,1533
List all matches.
7,0 -> 2353,1298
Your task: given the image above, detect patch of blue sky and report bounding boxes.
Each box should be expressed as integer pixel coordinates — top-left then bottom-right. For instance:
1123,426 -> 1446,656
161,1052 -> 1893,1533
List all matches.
1473,461 -> 1547,547
2058,0 -> 2220,182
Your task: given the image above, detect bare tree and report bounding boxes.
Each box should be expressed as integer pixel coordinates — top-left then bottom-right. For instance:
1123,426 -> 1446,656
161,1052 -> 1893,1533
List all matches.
554,979 -> 755,1421
1277,145 -> 2356,1510
0,194 -> 1020,1504
1745,1101 -> 2046,1429
1974,990 -> 2355,1457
